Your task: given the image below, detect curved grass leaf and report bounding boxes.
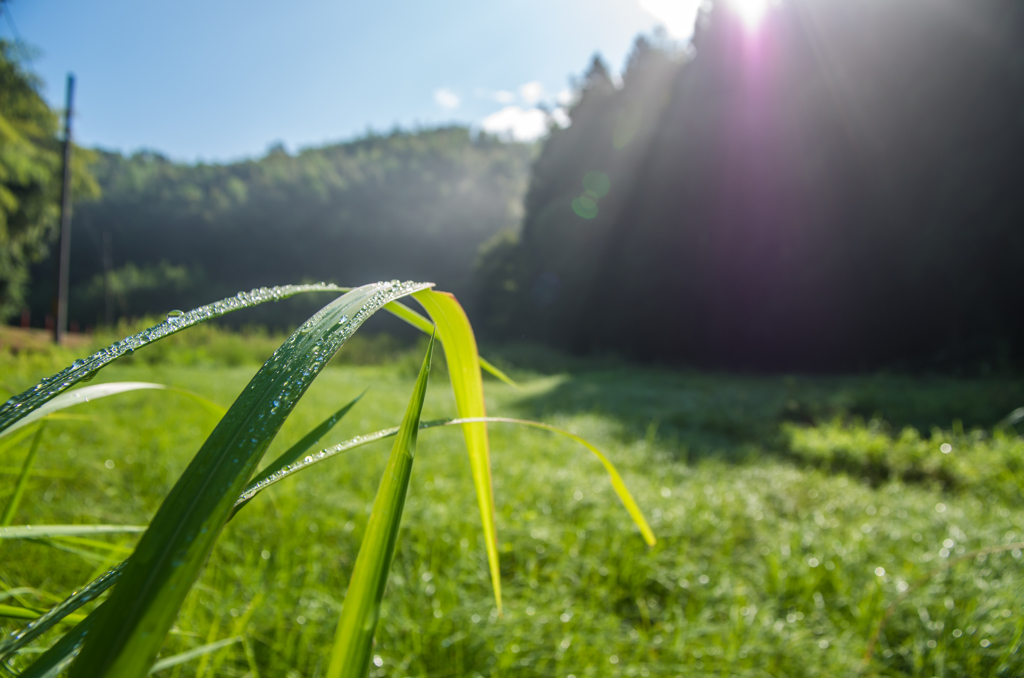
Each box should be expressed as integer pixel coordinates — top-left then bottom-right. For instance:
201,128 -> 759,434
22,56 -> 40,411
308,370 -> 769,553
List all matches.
383,300 -> 519,388
147,636 -> 242,675
230,392 -> 364,516
411,290 -> 503,612
64,281 -> 430,678
1,424 -> 45,526
11,612 -> 94,678
0,565 -> 124,667
327,332 -> 434,678
1,384 -> 167,441
0,525 -> 147,540
0,393 -> 363,669
0,606 -> 85,625
0,283 -> 346,437
4,414 -> 654,674
235,418 -> 655,545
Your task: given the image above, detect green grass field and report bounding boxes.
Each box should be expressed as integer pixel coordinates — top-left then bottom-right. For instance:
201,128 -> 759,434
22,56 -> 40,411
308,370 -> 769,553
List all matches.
2,333 -> 1023,677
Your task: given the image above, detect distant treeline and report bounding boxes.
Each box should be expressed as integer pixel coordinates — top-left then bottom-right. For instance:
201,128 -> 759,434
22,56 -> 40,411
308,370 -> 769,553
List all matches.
25,128 -> 533,330
478,0 -> 1024,371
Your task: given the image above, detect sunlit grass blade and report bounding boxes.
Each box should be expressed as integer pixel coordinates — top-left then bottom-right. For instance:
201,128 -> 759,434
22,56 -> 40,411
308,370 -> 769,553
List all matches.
0,283 -> 346,437
327,331 -> 434,678
64,281 -> 430,678
451,417 -> 656,545
233,417 -> 654,544
384,300 -> 519,388
5,409 -> 652,672
0,605 -> 85,624
0,525 -> 147,540
1,423 -> 45,526
411,289 -> 502,611
230,392 -> 364,516
0,383 -> 167,441
147,636 -> 242,675
15,613 -> 95,678
0,565 -> 124,665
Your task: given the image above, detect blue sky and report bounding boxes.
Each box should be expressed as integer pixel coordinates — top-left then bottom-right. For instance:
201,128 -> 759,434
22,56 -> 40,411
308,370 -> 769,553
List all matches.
1,0 -> 700,162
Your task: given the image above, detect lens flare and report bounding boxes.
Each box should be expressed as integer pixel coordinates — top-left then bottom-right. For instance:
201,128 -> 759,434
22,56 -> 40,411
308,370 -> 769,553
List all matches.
730,0 -> 769,30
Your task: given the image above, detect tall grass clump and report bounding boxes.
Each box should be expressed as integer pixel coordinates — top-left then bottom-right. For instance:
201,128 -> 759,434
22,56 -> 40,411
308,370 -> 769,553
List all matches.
0,281 -> 653,677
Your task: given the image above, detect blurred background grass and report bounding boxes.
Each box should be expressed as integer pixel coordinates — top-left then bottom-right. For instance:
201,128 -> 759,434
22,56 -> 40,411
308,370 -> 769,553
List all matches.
1,328 -> 1021,677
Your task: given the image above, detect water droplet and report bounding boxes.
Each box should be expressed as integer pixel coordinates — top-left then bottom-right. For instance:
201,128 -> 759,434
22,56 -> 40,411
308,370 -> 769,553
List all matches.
166,310 -> 184,323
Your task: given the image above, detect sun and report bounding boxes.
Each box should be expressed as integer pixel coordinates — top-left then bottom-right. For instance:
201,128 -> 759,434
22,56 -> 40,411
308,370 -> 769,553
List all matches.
729,0 -> 770,30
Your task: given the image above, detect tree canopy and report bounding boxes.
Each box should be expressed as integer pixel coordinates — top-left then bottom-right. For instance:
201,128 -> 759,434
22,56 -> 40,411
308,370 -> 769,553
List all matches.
479,0 -> 1024,371
25,128 -> 534,328
0,39 -> 97,318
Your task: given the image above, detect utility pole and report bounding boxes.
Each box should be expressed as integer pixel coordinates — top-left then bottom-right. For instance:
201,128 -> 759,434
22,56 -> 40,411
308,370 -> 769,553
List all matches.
53,73 -> 75,344
103,231 -> 113,327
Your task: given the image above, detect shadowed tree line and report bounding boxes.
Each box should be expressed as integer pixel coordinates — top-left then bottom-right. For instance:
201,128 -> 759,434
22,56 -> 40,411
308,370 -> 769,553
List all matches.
478,0 -> 1024,372
0,39 -> 98,320
18,128 -> 534,329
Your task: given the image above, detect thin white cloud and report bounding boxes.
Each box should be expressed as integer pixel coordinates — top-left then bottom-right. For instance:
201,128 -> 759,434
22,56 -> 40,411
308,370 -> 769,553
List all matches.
519,81 -> 545,106
637,0 -> 702,40
434,87 -> 461,110
494,90 -> 516,104
556,89 -> 574,106
481,106 -> 550,141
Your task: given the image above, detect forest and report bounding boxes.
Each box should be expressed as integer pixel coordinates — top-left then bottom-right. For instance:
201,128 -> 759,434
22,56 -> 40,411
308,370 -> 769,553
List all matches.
478,0 -> 1024,371
6,0 -> 1024,373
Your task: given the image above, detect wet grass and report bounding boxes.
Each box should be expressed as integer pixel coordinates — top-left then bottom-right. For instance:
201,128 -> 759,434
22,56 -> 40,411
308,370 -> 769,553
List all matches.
1,339 -> 1023,677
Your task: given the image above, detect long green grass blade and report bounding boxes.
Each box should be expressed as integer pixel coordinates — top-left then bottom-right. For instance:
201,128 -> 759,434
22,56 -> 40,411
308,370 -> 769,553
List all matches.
64,281 -> 430,678
452,417 -> 656,545
147,636 -> 242,675
411,290 -> 502,612
0,525 -> 147,539
0,384 -> 167,441
0,605 -> 85,624
327,332 -> 434,678
1,424 -> 45,526
230,392 -> 364,516
5,411 -> 653,673
0,283 -> 345,437
0,566 -> 123,667
234,417 -> 654,544
383,300 -> 519,388
14,612 -> 96,678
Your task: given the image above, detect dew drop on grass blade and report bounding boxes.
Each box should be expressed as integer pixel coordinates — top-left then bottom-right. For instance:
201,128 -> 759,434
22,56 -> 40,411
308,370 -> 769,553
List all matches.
0,283 -> 345,437
327,332 -> 434,678
411,289 -> 504,611
62,281 -> 430,678
230,392 -> 364,516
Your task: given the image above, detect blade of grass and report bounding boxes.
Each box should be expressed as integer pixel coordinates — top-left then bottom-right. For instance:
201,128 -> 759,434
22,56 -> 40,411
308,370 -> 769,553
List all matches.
1,423 -> 45,525
327,331 -> 434,678
0,565 -> 123,666
0,384 -> 167,441
230,392 -> 364,516
234,417 -> 654,544
411,289 -> 502,612
147,637 -> 242,675
384,300 -> 519,388
4,410 -> 654,672
451,417 -> 655,545
0,525 -> 147,539
0,605 -> 85,625
14,612 -> 95,678
64,281 -> 430,678
0,283 -> 347,437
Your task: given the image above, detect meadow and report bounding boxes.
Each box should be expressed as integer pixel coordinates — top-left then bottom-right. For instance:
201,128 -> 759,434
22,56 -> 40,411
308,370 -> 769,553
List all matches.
1,326 -> 1023,677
